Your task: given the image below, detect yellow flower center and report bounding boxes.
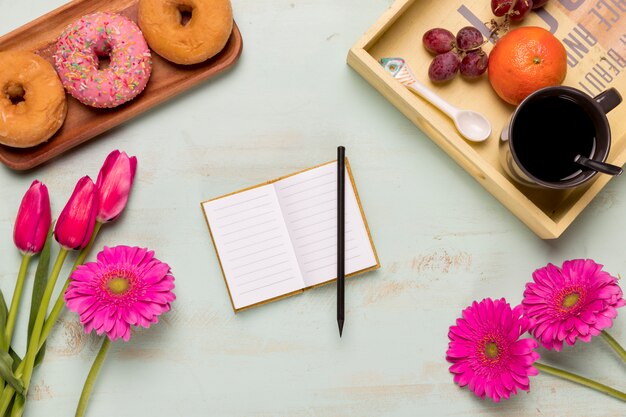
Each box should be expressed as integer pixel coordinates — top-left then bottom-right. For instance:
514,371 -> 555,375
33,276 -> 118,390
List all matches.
562,292 -> 580,309
484,342 -> 499,359
107,277 -> 130,295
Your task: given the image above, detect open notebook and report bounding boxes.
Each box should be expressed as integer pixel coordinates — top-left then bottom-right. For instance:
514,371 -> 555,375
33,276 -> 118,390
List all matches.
201,160 -> 380,312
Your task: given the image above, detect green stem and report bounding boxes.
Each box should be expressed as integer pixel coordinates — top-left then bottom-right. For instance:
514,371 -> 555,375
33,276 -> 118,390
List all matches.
0,381 -> 14,417
0,255 -> 31,400
9,393 -> 23,417
0,247 -> 68,417
535,362 -> 626,402
19,248 -> 67,389
600,330 -> 626,363
5,255 -> 31,347
75,337 -> 111,417
0,249 -> 68,415
0,224 -> 103,416
39,222 -> 102,351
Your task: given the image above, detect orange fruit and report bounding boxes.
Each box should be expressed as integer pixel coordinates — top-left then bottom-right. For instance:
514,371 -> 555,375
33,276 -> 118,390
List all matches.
488,26 -> 567,105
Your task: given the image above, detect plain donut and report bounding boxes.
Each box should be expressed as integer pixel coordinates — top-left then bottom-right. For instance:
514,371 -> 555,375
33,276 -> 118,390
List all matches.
0,51 -> 67,148
138,0 -> 233,65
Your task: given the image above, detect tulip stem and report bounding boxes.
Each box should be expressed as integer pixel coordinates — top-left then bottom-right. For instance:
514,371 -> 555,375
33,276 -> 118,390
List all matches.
39,222 -> 102,350
0,254 -> 31,414
0,223 -> 104,417
5,255 -> 31,348
601,331 -> 626,363
535,362 -> 626,402
0,248 -> 69,416
20,248 -> 67,389
10,392 -> 24,417
75,337 -> 111,417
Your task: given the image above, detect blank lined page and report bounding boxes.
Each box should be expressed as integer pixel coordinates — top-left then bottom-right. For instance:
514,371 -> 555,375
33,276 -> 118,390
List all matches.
202,185 -> 305,310
274,162 -> 377,287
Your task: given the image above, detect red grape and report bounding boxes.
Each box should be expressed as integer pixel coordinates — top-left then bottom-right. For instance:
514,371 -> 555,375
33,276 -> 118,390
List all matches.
510,0 -> 533,21
456,27 -> 484,51
428,51 -> 461,82
460,51 -> 489,78
491,0 -> 512,16
532,0 -> 549,8
422,28 -> 456,54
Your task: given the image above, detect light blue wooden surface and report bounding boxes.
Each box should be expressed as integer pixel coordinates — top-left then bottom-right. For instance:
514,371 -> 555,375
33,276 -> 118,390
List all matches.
1,1 -> 625,416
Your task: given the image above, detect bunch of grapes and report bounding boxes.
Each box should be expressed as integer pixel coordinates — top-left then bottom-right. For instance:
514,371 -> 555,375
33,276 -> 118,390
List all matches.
422,26 -> 489,83
490,0 -> 549,23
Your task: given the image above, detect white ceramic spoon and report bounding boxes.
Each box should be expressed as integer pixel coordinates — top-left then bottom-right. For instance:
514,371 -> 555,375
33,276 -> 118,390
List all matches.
381,58 -> 491,142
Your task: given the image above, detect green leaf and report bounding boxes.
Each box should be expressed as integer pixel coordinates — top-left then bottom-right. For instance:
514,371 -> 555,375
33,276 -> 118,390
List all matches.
0,350 -> 23,394
8,348 -> 21,372
28,224 -> 54,342
0,288 -> 8,350
26,223 -> 55,372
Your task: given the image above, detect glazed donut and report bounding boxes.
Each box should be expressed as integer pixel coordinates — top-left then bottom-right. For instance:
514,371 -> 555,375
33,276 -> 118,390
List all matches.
138,0 -> 233,65
54,12 -> 152,108
0,51 -> 67,148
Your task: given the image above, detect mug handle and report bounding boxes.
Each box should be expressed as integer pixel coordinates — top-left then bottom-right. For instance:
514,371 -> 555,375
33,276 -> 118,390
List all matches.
594,88 -> 622,114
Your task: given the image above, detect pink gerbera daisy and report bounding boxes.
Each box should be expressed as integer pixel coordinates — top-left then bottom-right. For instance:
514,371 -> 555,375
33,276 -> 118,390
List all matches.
522,259 -> 625,351
65,246 -> 176,341
446,298 -> 540,402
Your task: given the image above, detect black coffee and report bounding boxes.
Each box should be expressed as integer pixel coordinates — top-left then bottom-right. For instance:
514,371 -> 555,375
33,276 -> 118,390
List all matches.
512,96 -> 596,182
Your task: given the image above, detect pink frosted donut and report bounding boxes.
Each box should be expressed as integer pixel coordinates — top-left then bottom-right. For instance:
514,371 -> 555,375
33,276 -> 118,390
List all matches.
54,12 -> 152,108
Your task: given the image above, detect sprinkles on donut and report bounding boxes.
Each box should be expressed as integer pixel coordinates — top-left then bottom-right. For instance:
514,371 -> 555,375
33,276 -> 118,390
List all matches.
54,12 -> 152,108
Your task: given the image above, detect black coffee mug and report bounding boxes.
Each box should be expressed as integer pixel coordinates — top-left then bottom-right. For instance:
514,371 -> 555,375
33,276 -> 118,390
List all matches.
499,86 -> 622,189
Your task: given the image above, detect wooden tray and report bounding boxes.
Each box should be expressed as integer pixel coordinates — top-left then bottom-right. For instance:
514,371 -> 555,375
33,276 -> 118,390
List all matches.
0,0 -> 243,171
348,0 -> 626,239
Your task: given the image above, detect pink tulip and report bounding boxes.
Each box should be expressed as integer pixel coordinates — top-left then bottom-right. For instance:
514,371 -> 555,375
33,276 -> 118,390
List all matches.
13,180 -> 51,254
96,150 -> 137,223
54,176 -> 99,250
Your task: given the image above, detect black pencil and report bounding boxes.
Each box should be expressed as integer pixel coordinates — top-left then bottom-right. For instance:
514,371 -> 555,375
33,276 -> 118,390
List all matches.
337,146 -> 345,337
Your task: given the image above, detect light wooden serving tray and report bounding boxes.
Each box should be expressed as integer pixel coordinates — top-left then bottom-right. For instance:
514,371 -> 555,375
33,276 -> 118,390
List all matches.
0,0 -> 243,171
348,0 -> 626,239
